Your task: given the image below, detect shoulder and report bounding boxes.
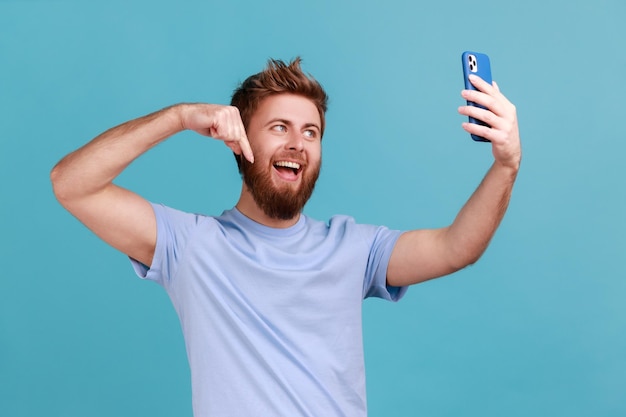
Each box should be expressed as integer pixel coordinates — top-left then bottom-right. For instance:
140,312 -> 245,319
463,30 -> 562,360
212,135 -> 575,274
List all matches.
327,214 -> 388,234
306,213 -> 395,243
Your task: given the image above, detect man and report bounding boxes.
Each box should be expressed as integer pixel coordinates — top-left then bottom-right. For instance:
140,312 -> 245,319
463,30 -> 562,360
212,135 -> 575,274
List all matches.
51,58 -> 521,416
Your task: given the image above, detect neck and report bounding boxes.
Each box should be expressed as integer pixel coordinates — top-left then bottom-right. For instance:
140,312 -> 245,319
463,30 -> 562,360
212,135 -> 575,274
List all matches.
236,187 -> 301,228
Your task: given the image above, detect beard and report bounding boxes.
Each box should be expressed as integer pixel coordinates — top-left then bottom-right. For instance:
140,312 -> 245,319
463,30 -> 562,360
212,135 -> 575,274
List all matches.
240,154 -> 321,221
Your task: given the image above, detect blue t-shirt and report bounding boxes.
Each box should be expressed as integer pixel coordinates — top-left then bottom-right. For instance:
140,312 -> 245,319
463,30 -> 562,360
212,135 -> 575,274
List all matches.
131,203 -> 407,417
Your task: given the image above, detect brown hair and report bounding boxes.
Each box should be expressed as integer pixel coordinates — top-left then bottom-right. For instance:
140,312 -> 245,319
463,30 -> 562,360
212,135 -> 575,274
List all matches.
230,57 -> 329,171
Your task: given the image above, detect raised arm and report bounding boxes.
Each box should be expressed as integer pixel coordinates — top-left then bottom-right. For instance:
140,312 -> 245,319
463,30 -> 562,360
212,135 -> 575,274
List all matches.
387,75 -> 521,287
50,104 -> 252,266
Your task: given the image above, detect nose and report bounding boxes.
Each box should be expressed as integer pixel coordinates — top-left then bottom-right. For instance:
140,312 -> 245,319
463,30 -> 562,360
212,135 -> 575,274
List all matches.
285,130 -> 304,152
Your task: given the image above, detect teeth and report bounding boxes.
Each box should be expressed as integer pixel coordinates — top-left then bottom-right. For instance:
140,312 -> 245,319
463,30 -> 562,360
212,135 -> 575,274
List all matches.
274,161 -> 301,170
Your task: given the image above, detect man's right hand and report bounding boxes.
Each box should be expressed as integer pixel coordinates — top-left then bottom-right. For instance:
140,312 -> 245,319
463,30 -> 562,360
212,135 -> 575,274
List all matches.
178,103 -> 254,163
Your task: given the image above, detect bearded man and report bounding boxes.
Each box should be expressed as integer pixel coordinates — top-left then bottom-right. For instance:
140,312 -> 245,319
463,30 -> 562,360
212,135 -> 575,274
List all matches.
51,58 -> 521,417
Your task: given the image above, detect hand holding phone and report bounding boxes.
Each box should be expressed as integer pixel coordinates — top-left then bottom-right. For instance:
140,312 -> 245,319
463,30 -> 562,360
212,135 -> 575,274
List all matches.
462,51 -> 493,142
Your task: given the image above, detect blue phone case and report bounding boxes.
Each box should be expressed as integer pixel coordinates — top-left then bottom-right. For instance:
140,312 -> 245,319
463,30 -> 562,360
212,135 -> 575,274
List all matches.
462,51 -> 492,142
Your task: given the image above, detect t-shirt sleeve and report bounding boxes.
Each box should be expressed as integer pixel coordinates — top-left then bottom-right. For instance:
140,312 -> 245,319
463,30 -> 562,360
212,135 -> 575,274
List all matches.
362,225 -> 408,301
129,203 -> 199,287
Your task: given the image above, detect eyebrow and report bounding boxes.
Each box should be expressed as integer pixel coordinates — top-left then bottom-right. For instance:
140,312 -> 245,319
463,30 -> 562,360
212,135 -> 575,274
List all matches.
266,118 -> 321,132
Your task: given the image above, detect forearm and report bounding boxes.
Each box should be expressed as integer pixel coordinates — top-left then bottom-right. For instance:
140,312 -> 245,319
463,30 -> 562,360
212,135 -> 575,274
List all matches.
444,161 -> 518,268
51,105 -> 183,202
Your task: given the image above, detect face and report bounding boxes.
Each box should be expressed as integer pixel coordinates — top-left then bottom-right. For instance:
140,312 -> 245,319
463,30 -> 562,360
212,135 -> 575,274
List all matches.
240,94 -> 322,220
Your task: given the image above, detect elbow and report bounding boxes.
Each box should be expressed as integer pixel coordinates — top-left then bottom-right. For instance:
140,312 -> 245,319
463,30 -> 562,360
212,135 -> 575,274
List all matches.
448,247 -> 486,272
50,162 -> 72,206
463,255 -> 481,270
464,250 -> 484,267
444,228 -> 492,272
50,164 -> 62,199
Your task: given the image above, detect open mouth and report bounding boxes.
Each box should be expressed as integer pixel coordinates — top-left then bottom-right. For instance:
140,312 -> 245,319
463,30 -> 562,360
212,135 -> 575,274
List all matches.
273,161 -> 302,181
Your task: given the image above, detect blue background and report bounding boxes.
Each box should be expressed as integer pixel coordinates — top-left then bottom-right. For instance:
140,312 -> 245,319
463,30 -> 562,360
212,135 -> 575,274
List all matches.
1,0 -> 625,416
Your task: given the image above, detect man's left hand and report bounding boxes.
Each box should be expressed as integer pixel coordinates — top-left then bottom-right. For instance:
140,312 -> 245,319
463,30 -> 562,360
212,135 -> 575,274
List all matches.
458,74 -> 522,171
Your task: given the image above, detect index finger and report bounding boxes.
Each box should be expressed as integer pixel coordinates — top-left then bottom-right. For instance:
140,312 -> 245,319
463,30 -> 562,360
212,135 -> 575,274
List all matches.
468,74 -> 497,95
468,75 -> 512,105
239,132 -> 254,163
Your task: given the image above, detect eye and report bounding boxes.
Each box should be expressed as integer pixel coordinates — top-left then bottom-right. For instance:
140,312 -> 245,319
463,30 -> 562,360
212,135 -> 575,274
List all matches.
303,129 -> 318,139
272,124 -> 287,133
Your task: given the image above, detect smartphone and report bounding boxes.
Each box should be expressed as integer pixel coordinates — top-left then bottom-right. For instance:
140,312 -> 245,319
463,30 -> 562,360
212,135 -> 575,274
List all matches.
462,51 -> 492,142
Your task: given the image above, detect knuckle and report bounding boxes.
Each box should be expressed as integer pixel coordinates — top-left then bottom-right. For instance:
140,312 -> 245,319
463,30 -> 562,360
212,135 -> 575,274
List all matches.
484,97 -> 497,111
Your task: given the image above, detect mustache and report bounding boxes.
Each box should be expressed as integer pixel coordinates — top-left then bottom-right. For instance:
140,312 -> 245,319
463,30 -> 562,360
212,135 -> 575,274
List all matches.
272,151 -> 307,166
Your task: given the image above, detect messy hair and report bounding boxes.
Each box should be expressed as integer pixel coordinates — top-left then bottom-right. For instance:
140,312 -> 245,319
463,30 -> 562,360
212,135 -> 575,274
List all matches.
230,57 -> 328,171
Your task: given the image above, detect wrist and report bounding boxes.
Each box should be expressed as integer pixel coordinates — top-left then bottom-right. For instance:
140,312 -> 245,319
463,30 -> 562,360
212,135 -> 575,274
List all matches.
492,160 -> 520,183
163,103 -> 188,132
